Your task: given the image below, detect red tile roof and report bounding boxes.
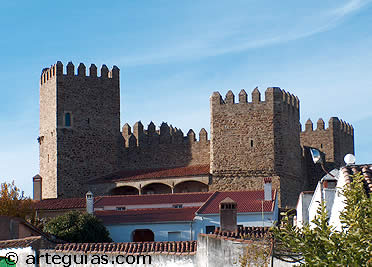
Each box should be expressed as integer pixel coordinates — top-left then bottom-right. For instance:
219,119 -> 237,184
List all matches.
212,226 -> 271,240
0,236 -> 58,249
34,192 -> 212,210
95,192 -> 213,207
91,164 -> 210,183
34,191 -> 276,215
33,197 -> 88,210
96,207 -> 199,224
0,236 -> 43,249
55,241 -> 197,254
196,190 -> 276,214
341,164 -> 372,194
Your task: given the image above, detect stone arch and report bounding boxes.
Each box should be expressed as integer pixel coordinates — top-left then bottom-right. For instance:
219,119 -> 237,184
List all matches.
110,186 -> 139,195
141,183 -> 172,195
132,229 -> 154,242
173,180 -> 208,193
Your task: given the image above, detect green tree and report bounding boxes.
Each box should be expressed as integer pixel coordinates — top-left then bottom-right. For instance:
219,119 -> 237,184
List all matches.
43,210 -> 112,243
0,181 -> 34,219
272,173 -> 372,266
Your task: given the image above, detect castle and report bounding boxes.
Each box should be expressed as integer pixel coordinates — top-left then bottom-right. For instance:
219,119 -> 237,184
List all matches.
33,61 -> 354,208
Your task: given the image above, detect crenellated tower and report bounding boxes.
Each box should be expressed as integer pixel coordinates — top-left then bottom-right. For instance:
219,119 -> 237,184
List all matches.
39,61 -> 121,199
300,117 -> 354,167
210,87 -> 303,207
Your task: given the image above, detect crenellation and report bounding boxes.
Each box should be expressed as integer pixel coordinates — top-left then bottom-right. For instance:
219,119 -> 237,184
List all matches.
121,121 -> 210,148
66,62 -> 74,76
210,92 -> 224,105
122,123 -> 131,136
89,64 -> 97,77
238,89 -> 247,103
77,63 -> 86,77
225,90 -> 235,104
305,119 -> 313,131
199,128 -> 208,143
148,121 -> 156,134
317,118 -> 325,130
295,96 -> 299,109
282,90 -> 288,103
251,87 -> 261,103
187,129 -> 196,142
101,64 -> 109,78
40,61 -> 119,86
56,61 -> 63,76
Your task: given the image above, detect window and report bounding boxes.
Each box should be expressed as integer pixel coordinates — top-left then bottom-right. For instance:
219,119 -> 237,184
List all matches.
65,112 -> 72,127
116,207 -> 126,211
205,225 -> 215,234
173,204 -> 183,208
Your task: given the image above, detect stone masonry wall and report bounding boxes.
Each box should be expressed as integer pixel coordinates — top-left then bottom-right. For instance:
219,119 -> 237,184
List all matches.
40,62 -> 122,199
209,87 -> 303,207
120,122 -> 210,169
39,68 -> 58,199
300,117 -> 354,167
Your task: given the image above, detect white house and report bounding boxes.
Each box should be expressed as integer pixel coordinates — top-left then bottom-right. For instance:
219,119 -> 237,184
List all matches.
95,189 -> 278,242
295,164 -> 371,230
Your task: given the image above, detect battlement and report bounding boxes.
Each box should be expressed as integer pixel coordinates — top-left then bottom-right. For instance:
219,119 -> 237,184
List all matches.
40,61 -> 119,85
210,87 -> 299,109
302,117 -> 354,136
122,121 -> 209,148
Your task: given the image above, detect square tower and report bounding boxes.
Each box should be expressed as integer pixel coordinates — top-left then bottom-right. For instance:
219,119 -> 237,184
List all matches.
209,87 -> 303,207
39,61 -> 121,199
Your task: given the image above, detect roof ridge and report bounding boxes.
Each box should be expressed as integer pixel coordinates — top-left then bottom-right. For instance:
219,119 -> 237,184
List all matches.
100,191 -> 213,199
195,191 -> 219,214
96,206 -> 199,213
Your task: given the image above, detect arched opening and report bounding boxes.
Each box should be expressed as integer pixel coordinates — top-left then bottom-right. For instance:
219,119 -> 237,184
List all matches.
132,229 -> 154,242
141,183 -> 172,195
173,181 -> 208,193
110,186 -> 139,195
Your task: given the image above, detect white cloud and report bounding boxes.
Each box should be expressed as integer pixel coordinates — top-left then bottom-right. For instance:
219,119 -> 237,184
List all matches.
118,0 -> 372,67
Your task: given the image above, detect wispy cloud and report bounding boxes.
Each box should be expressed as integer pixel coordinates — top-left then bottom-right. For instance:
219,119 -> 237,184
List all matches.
118,0 -> 371,67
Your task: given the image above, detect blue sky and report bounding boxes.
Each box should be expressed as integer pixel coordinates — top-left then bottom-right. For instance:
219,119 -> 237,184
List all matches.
0,0 -> 371,197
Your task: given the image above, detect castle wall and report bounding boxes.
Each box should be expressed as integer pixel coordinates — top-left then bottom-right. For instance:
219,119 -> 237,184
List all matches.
300,117 -> 354,167
120,122 -> 210,169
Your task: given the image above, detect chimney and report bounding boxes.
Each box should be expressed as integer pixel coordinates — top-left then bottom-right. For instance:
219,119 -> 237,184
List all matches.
86,191 -> 94,214
33,174 -> 42,201
219,197 -> 237,232
264,178 -> 272,201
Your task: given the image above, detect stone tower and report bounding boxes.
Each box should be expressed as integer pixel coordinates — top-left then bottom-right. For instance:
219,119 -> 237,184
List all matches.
300,117 -> 354,167
38,61 -> 121,199
209,87 -> 303,207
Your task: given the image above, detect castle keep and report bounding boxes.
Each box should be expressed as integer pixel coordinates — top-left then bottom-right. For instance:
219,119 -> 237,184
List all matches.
34,61 -> 354,207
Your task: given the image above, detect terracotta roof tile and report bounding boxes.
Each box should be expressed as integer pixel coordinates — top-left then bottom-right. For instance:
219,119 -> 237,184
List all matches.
33,197 -> 88,210
0,236 -> 45,249
95,192 -> 212,207
54,241 -> 197,254
341,164 -> 372,194
34,192 -> 212,210
199,227 -> 271,243
196,190 -> 276,214
91,165 -> 210,183
96,207 -> 199,224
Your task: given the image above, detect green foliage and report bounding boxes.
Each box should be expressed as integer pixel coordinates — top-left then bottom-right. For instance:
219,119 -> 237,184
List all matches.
43,211 -> 112,243
0,181 -> 34,219
272,173 -> 372,266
